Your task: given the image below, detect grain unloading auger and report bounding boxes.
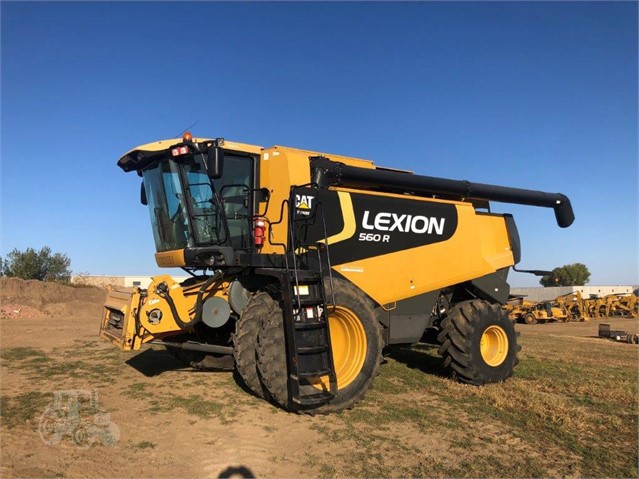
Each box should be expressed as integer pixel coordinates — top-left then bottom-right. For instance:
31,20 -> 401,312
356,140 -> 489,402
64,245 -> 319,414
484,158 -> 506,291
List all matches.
100,133 -> 574,413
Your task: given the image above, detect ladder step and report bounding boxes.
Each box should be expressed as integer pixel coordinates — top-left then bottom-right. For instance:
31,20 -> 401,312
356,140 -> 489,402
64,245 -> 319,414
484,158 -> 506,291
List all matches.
295,368 -> 332,379
297,345 -> 329,354
294,320 -> 326,330
292,391 -> 333,406
293,298 -> 323,307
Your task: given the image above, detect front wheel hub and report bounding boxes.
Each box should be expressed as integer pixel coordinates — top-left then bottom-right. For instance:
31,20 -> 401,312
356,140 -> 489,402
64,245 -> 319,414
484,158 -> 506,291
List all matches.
480,325 -> 508,367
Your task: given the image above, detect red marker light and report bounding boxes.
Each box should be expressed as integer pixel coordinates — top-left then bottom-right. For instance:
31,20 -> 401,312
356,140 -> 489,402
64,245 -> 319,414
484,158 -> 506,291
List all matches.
183,132 -> 193,142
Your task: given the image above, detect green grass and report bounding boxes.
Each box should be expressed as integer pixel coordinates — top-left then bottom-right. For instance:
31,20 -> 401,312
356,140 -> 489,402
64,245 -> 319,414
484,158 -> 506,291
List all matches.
133,440 -> 156,449
305,334 -> 639,479
2,328 -> 636,478
0,347 -> 49,361
0,391 -> 52,429
1,343 -> 121,385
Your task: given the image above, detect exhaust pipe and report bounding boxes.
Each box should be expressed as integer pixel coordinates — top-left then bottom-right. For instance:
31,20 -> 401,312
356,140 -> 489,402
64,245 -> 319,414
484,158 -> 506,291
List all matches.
310,157 -> 574,228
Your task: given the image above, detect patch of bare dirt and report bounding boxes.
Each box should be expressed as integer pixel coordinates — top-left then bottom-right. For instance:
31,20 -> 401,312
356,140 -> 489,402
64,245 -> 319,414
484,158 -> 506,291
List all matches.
0,277 -> 106,319
0,304 -> 50,319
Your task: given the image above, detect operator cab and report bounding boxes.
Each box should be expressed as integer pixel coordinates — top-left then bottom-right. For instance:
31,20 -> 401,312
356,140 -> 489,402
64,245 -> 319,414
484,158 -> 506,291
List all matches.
117,134 -> 262,269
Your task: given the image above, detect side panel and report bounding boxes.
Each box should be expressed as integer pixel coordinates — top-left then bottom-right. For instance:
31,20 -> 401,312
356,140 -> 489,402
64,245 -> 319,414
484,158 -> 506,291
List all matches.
259,146 -> 377,255
377,290 -> 440,344
296,188 -> 515,306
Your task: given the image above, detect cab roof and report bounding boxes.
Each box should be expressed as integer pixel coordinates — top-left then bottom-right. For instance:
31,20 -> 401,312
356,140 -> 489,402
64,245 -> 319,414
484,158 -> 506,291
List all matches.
117,137 -> 263,173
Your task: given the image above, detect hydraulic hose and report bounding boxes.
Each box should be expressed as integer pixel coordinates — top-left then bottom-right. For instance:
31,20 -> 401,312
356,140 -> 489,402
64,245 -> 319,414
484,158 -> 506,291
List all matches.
155,271 -> 223,329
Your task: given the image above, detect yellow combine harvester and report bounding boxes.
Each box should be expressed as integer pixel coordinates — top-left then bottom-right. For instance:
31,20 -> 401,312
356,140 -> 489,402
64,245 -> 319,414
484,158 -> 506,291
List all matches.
100,133 -> 574,413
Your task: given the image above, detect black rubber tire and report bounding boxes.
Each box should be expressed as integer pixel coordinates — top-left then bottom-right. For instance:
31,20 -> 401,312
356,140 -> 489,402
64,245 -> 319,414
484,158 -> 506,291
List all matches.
255,296 -> 288,408
232,292 -> 271,399
523,313 -> 538,325
257,278 -> 384,414
437,299 -> 520,385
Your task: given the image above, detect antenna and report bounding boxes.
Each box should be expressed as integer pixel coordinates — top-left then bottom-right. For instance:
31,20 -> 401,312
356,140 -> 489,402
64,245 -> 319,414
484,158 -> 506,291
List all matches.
176,121 -> 200,138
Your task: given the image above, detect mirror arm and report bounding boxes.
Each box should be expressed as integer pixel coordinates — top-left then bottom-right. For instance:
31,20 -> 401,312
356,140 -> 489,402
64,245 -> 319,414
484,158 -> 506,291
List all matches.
140,181 -> 148,205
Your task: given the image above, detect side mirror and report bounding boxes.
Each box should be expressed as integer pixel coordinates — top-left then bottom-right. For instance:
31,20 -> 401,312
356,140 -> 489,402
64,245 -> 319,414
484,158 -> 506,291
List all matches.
206,147 -> 224,179
141,181 -> 148,205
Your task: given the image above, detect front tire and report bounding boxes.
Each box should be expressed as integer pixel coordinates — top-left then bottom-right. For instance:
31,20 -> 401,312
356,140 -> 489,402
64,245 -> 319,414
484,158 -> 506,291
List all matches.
257,278 -> 383,414
437,300 -> 520,385
233,292 -> 271,399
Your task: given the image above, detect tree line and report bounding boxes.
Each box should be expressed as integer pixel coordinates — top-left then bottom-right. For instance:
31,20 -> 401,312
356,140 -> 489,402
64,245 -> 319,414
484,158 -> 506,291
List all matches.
0,246 -> 72,282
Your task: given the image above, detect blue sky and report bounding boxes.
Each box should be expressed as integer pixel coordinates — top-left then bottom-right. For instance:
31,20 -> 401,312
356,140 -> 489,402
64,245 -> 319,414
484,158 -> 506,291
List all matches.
1,1 -> 637,287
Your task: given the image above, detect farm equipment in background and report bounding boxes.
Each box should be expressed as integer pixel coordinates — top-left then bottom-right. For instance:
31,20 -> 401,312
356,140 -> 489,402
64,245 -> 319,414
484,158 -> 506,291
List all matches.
598,323 -> 639,344
554,292 -> 590,321
504,291 -> 589,323
100,132 -> 574,413
503,297 -> 539,323
615,294 -> 639,318
519,301 -> 569,324
506,291 -> 638,324
584,294 -> 638,319
586,295 -> 613,319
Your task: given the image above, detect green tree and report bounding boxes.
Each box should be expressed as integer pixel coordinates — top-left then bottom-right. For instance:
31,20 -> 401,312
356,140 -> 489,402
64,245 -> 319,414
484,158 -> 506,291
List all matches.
3,247 -> 71,282
540,263 -> 591,287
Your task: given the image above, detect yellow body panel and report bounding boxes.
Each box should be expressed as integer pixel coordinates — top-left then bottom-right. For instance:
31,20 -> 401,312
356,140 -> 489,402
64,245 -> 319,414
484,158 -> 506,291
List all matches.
259,145 -> 375,255
100,287 -> 143,350
99,275 -> 232,350
326,192 -> 514,306
155,250 -> 186,268
256,147 -> 514,305
138,275 -> 192,336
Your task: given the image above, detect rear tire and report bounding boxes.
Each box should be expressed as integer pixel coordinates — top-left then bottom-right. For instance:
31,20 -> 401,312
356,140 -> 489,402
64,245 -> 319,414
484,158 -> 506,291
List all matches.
523,313 -> 538,325
437,300 -> 520,385
257,278 -> 383,414
232,292 -> 271,399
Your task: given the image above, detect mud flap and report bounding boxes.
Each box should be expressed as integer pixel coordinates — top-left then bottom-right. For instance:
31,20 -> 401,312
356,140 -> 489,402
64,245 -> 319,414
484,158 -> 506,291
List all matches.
99,287 -> 143,351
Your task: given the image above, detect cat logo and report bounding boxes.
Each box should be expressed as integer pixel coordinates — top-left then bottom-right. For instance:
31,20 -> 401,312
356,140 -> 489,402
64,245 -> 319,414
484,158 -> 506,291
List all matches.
295,194 -> 315,216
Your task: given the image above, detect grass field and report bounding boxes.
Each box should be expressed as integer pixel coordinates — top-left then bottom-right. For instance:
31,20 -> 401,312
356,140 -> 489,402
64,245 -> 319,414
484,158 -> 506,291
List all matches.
311,333 -> 638,478
1,320 -> 638,478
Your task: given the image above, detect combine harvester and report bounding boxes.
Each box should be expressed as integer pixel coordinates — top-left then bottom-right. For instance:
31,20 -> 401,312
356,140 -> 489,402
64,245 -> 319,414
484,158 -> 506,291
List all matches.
100,133 -> 573,413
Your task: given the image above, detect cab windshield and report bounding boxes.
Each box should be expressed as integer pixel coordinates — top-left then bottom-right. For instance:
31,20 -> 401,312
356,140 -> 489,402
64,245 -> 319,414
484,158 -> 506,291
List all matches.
142,153 -> 253,252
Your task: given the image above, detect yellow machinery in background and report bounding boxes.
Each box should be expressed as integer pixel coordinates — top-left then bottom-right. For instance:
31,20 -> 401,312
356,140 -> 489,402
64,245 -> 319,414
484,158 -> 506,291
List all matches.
101,132 -> 574,413
585,294 -> 638,319
505,291 -> 637,324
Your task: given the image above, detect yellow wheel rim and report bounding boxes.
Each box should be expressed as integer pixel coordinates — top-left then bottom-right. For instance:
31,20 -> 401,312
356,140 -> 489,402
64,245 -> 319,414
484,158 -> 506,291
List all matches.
312,306 -> 367,390
480,325 -> 508,367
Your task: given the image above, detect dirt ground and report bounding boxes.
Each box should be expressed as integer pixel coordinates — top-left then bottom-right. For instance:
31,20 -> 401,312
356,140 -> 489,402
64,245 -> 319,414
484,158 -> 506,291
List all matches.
1,278 -> 637,478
